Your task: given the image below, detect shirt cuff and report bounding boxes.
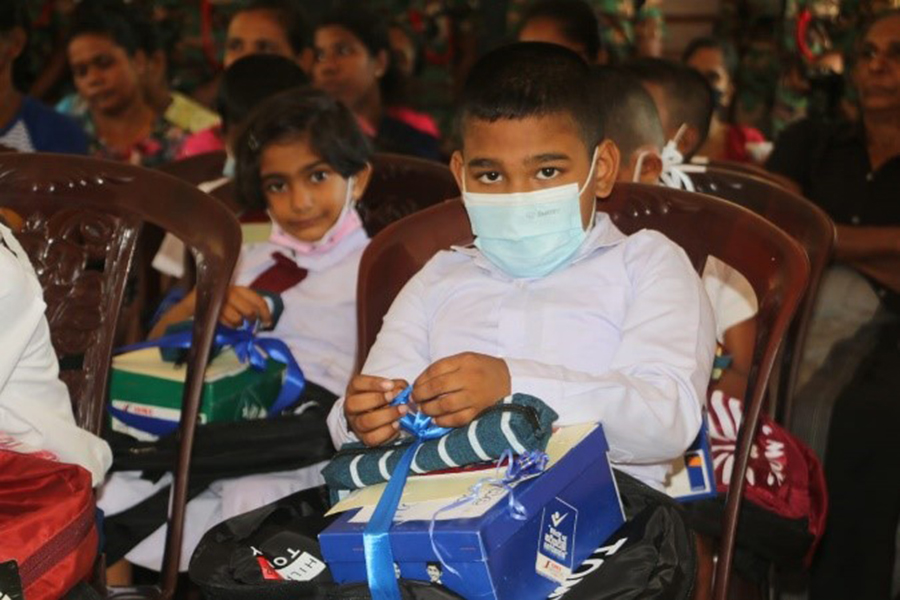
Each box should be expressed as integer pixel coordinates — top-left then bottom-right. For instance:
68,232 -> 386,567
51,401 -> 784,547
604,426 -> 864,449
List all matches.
326,396 -> 359,449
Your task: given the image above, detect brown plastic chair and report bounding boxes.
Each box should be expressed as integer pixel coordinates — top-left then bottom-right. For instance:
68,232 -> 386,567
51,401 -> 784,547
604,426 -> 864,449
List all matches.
692,158 -> 800,193
684,165 -> 836,427
0,153 -> 242,600
356,185 -> 810,600
357,153 -> 459,236
156,150 -> 227,186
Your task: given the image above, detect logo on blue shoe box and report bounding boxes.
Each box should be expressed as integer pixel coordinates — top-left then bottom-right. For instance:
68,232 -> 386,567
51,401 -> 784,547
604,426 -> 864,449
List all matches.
536,497 -> 578,583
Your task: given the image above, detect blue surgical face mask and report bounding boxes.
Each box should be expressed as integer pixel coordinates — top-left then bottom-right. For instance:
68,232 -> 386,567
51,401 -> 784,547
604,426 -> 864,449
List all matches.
461,149 -> 598,279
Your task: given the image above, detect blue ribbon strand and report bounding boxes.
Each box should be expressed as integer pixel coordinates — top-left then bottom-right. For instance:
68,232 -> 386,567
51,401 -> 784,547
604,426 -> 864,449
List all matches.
108,321 -> 306,437
426,449 -> 549,578
362,386 -> 451,600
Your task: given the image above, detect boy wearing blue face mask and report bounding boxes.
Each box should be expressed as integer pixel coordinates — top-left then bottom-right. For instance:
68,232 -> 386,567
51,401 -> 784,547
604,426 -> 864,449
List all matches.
328,42 -> 716,491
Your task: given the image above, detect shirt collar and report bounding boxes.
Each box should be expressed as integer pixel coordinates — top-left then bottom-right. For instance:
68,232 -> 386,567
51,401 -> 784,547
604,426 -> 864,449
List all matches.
451,211 -> 628,276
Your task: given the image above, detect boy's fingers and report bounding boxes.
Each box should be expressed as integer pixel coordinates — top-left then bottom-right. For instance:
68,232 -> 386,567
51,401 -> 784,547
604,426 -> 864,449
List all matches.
345,391 -> 393,416
418,391 -> 469,417
433,408 -> 477,429
353,406 -> 405,433
413,371 -> 463,404
414,356 -> 462,389
348,375 -> 397,395
360,424 -> 401,447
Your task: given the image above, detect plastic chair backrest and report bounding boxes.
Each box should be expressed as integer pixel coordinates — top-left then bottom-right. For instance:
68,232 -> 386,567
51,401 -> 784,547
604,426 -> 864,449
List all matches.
602,184 -> 810,600
0,153 -> 241,600
684,164 -> 835,425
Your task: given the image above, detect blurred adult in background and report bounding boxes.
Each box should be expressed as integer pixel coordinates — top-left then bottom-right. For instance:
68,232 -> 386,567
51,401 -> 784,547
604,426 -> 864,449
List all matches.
683,37 -> 770,164
0,0 -> 85,154
223,0 -> 313,72
767,11 -> 900,600
180,1 -> 312,158
60,1 -> 186,167
312,5 -> 441,161
626,57 -> 715,161
517,0 -> 607,64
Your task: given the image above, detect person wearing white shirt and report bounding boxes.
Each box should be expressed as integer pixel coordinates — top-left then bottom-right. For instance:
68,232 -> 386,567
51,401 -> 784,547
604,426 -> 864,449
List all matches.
0,221 -> 112,486
329,43 -> 716,492
101,88 -> 374,576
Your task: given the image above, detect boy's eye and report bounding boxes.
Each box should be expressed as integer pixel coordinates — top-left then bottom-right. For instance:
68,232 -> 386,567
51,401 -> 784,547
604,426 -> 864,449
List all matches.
337,43 -> 354,56
309,170 -> 329,183
226,38 -> 242,52
536,167 -> 561,180
475,171 -> 503,184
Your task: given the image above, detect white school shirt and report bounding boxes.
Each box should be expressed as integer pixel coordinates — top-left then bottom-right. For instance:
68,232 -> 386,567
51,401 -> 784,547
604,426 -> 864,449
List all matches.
327,214 -> 717,490
701,257 -> 759,343
0,224 -> 112,486
234,224 -> 369,395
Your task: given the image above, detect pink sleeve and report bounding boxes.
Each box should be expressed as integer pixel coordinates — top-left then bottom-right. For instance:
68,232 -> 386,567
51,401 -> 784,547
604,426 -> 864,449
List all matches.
178,126 -> 225,159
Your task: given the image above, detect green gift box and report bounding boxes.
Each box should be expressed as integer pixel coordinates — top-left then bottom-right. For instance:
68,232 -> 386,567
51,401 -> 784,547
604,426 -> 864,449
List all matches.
109,347 -> 286,441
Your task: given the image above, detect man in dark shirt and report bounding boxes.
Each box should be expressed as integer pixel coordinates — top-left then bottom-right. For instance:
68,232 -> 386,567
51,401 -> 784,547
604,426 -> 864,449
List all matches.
767,11 -> 900,600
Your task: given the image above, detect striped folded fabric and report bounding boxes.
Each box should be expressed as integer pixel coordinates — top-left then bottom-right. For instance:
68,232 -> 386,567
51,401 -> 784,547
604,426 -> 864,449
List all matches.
322,394 -> 558,491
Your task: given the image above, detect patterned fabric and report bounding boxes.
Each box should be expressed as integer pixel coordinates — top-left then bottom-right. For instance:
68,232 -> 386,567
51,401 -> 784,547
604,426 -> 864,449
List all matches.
322,394 -> 558,491
59,94 -> 188,168
707,390 -> 827,554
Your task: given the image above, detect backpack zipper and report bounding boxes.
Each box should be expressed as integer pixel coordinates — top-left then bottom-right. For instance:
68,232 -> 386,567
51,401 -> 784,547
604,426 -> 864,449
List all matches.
18,500 -> 95,589
331,402 -> 543,460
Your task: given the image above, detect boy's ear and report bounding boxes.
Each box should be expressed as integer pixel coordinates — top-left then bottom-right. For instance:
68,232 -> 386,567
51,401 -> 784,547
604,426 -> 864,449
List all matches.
350,162 -> 374,202
677,126 -> 700,158
592,139 -> 619,199
638,151 -> 663,184
449,150 -> 465,193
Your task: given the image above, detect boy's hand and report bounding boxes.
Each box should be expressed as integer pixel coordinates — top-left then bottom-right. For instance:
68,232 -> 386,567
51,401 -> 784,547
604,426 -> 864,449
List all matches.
413,353 -> 511,428
220,286 -> 272,328
345,375 -> 410,446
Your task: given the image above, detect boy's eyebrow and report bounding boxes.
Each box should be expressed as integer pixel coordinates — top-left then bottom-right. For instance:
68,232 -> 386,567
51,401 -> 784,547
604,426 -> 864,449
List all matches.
467,157 -> 501,168
526,153 -> 571,164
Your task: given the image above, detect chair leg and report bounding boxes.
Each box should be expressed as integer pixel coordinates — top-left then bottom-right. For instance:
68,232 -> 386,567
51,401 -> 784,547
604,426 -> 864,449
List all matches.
693,534 -> 715,600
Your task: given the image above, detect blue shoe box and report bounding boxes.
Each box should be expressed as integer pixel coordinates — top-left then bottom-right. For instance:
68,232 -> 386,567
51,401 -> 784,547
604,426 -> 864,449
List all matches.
319,424 -> 625,600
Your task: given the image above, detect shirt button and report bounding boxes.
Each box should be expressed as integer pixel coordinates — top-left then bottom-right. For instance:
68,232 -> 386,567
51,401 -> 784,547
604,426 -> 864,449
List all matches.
866,172 -> 874,181
851,215 -> 861,225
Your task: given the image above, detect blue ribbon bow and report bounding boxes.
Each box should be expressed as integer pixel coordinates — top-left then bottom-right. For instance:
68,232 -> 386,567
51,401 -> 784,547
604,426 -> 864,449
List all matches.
362,386 -> 451,600
108,320 -> 306,437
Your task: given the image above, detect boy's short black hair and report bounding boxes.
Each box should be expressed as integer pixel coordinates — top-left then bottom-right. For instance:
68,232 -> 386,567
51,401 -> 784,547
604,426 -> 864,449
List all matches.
238,0 -> 312,54
590,66 -> 664,158
520,0 -> 603,61
681,36 -> 738,77
68,0 -> 142,56
216,54 -> 310,133
235,87 -> 371,210
626,57 -> 714,157
456,42 -> 601,153
0,0 -> 27,34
